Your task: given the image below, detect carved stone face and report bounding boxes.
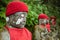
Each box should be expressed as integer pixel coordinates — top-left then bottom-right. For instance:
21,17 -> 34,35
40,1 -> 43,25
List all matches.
51,19 -> 56,25
6,12 -> 27,28
39,19 -> 49,25
51,19 -> 54,22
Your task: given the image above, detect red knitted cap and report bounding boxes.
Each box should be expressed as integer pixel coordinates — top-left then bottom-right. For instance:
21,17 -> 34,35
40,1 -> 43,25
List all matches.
38,14 -> 48,19
50,16 -> 56,20
6,1 -> 28,16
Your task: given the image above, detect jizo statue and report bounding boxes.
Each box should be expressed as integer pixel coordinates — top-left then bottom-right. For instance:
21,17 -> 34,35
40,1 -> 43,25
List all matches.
50,16 -> 56,26
34,13 -> 51,40
0,1 -> 32,40
50,16 -> 59,40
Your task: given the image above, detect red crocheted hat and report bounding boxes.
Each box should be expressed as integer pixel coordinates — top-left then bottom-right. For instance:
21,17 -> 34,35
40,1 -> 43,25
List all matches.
6,1 -> 28,16
50,16 -> 56,20
38,14 -> 48,19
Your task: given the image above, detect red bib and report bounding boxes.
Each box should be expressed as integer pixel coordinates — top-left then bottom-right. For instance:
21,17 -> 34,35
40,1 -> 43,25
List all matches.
46,24 -> 50,32
5,26 -> 32,40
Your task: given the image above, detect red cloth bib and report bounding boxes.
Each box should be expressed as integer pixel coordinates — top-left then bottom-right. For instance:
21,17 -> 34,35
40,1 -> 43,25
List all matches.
5,26 -> 32,40
46,24 -> 50,32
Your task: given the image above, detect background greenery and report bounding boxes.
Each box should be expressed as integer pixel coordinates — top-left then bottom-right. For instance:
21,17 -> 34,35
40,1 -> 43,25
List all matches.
0,0 -> 60,39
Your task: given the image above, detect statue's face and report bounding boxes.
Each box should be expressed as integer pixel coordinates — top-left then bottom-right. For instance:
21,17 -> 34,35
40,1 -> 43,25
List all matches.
6,12 -> 27,28
51,19 -> 55,22
51,19 -> 56,25
39,19 -> 49,25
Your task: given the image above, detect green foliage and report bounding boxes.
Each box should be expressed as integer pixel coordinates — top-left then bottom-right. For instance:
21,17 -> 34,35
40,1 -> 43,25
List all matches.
0,12 -> 6,30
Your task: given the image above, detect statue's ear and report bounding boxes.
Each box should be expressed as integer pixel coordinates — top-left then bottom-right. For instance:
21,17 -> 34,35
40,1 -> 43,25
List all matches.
6,17 -> 9,22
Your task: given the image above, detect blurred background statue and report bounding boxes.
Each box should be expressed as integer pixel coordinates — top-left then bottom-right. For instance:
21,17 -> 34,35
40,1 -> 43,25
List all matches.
34,13 -> 51,40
